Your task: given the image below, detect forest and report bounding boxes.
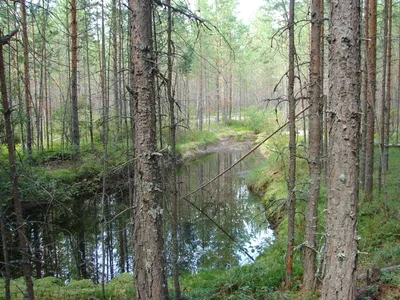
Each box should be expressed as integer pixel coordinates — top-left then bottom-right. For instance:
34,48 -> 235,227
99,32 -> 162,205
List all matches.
0,0 -> 400,299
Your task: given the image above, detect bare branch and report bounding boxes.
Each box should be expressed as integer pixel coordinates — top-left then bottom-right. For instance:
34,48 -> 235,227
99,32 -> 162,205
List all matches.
0,28 -> 19,46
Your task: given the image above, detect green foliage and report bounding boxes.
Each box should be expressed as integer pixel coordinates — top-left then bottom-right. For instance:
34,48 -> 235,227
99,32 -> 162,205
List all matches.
35,276 -> 64,288
105,273 -> 135,299
358,148 -> 400,268
176,129 -> 218,154
180,270 -> 225,299
180,236 -> 302,299
242,107 -> 284,135
381,270 -> 400,286
67,279 -> 94,289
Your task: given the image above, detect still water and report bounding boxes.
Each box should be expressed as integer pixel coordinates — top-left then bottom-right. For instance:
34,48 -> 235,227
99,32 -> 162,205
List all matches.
174,146 -> 273,274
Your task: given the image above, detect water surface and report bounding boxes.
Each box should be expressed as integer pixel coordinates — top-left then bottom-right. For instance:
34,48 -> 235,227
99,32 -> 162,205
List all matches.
175,146 -> 273,274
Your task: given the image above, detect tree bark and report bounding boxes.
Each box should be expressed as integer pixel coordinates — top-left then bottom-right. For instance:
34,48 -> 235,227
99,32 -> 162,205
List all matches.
166,0 -> 182,298
378,0 -> 389,192
84,2 -> 94,152
383,0 -> 392,172
129,0 -> 169,298
364,0 -> 376,199
21,0 -> 33,160
303,0 -> 323,291
71,0 -> 80,157
360,0 -> 369,189
285,0 -> 296,287
321,0 -> 361,298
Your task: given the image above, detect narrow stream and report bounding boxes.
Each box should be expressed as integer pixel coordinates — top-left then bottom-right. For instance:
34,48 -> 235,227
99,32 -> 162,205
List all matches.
175,144 -> 274,274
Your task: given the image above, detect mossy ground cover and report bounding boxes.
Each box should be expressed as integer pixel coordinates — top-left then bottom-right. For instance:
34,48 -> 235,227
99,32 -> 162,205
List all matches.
0,274 -> 135,300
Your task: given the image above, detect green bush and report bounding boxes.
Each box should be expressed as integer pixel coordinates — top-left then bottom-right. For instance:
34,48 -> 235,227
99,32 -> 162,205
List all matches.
105,273 -> 135,299
67,279 -> 94,289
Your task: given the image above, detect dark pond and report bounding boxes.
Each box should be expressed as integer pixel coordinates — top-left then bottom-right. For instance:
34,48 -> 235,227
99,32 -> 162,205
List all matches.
172,145 -> 273,274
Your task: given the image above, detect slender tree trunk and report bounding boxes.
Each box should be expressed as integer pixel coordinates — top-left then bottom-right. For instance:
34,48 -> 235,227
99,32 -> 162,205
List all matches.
38,2 -> 47,152
112,0 -> 120,140
229,62 -> 233,122
321,0 -> 361,297
152,9 -> 163,149
378,0 -> 389,192
1,29 -> 35,300
84,4 -> 94,152
397,22 -> 400,145
303,0 -> 322,291
198,26 -> 203,131
71,0 -> 80,157
166,1 -> 181,298
285,0 -> 296,287
21,0 -> 33,159
129,1 -> 169,298
364,0 -> 376,199
383,0 -> 392,172
215,38 -> 220,123
360,0 -> 369,189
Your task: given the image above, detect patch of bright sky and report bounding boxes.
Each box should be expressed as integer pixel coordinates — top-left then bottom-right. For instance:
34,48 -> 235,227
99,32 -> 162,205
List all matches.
187,0 -> 264,24
237,0 -> 265,24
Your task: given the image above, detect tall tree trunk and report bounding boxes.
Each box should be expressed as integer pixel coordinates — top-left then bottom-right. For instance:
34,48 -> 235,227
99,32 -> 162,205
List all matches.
303,0 -> 323,291
1,29 -> 35,300
321,0 -> 361,297
378,0 -> 389,192
112,0 -> 120,140
100,0 -> 108,297
152,9 -> 163,149
364,0 -> 376,199
166,1 -> 181,298
383,0 -> 392,172
129,0 -> 169,298
71,0 -> 80,158
229,61 -> 233,122
360,0 -> 369,189
198,25 -> 203,131
285,0 -> 296,286
21,0 -> 33,160
84,3 -> 94,152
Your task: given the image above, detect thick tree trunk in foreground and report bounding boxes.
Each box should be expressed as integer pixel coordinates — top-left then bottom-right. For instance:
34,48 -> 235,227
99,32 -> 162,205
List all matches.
129,1 -> 169,299
321,0 -> 361,298
1,29 -> 35,300
303,0 -> 323,291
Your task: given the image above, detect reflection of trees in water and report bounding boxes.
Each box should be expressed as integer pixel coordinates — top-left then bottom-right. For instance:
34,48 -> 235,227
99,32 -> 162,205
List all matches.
175,151 -> 269,274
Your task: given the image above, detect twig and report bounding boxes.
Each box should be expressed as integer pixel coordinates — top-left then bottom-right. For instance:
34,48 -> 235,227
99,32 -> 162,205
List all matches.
0,28 -> 19,46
